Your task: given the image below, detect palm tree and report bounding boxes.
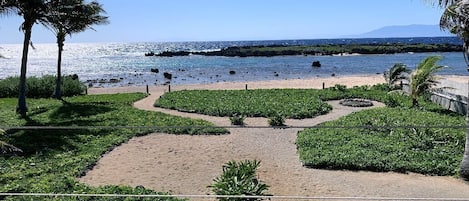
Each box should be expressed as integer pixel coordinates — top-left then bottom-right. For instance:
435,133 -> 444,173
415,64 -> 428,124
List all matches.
439,0 -> 469,61
409,56 -> 446,107
45,0 -> 108,99
384,63 -> 411,89
1,0 -> 51,117
433,0 -> 469,180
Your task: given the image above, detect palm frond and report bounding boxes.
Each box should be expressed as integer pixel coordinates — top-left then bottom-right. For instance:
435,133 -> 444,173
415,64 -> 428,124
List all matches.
384,63 -> 411,87
45,0 -> 109,38
410,56 -> 446,100
439,0 -> 469,64
0,129 -> 22,156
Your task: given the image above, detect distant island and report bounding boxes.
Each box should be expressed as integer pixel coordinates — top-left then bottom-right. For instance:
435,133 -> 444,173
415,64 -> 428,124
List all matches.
354,24 -> 453,38
145,43 -> 463,57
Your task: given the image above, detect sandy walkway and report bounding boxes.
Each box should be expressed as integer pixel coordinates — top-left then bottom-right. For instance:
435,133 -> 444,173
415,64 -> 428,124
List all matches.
80,75 -> 469,200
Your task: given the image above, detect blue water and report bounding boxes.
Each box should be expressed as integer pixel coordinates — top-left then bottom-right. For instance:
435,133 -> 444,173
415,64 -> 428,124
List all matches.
0,37 -> 467,87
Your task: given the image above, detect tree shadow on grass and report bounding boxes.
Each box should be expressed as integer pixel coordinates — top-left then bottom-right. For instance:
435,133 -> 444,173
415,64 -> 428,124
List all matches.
49,102 -> 113,121
427,107 -> 464,117
6,102 -> 115,157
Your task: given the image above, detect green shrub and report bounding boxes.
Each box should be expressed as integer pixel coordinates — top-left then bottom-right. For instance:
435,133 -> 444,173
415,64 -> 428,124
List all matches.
230,114 -> 246,126
209,160 -> 270,201
331,84 -> 347,91
268,113 -> 285,127
384,93 -> 405,108
0,75 -> 86,98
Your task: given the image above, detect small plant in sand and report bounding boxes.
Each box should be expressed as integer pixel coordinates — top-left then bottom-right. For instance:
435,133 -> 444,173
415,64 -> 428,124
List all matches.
209,160 -> 270,201
230,114 -> 246,126
268,113 -> 285,127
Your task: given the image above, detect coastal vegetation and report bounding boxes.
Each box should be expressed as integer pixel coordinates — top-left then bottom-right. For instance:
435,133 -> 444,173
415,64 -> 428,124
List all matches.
0,93 -> 226,200
155,85 -> 390,119
409,56 -> 447,107
383,56 -> 447,107
45,0 -> 108,99
146,43 -> 463,57
0,75 -> 86,98
0,0 -> 108,116
297,106 -> 464,176
383,63 -> 411,89
154,84 -> 465,176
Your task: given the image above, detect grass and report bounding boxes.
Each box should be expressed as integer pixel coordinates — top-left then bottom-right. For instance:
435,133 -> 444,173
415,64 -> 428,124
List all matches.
154,84 -> 390,119
0,93 -> 227,200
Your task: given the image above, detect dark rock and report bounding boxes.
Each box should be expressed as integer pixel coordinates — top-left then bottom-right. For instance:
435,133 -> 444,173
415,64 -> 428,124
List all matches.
109,78 -> 120,83
163,72 -> 172,79
145,51 -> 155,56
312,61 -> 321,67
331,73 -> 336,77
274,73 -> 279,77
229,70 -> 236,75
151,68 -> 159,73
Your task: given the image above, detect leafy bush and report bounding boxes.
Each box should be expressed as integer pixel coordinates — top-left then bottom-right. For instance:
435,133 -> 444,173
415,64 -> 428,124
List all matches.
330,84 -> 347,92
0,75 -> 86,98
297,107 -> 465,176
268,113 -> 285,127
384,93 -> 407,108
230,114 -> 246,126
209,160 -> 270,201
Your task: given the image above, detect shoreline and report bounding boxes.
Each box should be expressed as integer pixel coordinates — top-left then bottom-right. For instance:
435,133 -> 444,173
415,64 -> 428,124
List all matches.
87,74 -> 469,95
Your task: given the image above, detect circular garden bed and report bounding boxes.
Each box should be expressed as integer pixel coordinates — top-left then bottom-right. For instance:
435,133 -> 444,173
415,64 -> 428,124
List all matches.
339,98 -> 374,107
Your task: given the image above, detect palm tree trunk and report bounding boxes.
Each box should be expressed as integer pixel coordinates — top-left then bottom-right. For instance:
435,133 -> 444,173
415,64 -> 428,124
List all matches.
412,98 -> 419,108
53,38 -> 64,99
461,81 -> 469,180
16,22 -> 33,117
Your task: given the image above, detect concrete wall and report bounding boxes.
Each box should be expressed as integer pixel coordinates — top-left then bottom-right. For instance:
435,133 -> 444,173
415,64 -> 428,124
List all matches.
430,91 -> 467,115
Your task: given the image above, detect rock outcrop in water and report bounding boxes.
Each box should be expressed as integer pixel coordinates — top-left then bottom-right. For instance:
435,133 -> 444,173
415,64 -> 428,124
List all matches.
312,61 -> 321,67
144,43 -> 463,57
163,72 -> 173,79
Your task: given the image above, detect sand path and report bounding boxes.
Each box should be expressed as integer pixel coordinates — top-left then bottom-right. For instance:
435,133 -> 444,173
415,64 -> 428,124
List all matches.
80,76 -> 469,199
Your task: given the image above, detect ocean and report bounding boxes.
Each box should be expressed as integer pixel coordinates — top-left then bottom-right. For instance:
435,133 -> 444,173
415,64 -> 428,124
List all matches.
0,37 -> 467,87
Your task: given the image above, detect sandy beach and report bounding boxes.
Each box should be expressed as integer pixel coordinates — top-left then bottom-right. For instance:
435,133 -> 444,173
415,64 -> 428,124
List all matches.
80,74 -> 469,200
87,74 -> 388,94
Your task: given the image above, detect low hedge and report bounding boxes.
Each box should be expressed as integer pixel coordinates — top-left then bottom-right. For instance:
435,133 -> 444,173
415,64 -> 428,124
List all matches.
0,75 -> 86,98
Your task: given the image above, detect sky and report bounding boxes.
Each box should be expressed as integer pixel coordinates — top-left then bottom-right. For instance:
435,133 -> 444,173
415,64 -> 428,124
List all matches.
0,0 -> 446,44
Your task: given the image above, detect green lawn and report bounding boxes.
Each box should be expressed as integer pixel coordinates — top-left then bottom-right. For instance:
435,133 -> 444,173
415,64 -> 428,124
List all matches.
0,93 -> 227,200
154,85 -> 390,119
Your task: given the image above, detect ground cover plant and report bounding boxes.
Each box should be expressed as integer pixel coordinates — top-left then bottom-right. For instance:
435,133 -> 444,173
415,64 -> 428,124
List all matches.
154,84 -> 390,119
156,84 -> 465,176
297,106 -> 465,176
0,93 -> 227,200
